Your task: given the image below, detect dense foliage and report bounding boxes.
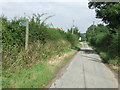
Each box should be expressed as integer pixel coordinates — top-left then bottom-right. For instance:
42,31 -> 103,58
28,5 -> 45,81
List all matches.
86,24 -> 119,60
1,14 -> 79,70
80,33 -> 86,41
88,2 -> 120,29
87,2 -> 120,65
67,26 -> 80,39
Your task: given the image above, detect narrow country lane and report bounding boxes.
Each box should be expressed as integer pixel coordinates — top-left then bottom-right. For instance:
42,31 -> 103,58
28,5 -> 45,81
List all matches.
50,42 -> 118,88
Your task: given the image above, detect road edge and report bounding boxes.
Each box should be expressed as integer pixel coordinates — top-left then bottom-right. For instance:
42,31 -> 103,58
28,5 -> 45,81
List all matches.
45,51 -> 78,88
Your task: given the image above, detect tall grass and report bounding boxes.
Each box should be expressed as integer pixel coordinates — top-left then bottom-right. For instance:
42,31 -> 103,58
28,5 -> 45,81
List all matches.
2,14 -> 79,70
2,40 -> 78,88
3,40 -> 71,71
2,14 -> 80,88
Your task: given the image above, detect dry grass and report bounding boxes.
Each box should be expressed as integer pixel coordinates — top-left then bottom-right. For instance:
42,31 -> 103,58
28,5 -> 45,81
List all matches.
48,51 -> 75,65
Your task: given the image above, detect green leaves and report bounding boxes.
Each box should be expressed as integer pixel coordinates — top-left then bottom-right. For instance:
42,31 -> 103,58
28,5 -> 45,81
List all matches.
66,33 -> 78,47
88,2 -> 120,29
86,24 -> 120,64
2,13 -> 79,71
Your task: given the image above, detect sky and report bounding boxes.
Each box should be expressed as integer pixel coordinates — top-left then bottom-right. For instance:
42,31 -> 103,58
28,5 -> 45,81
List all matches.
1,0 -> 102,33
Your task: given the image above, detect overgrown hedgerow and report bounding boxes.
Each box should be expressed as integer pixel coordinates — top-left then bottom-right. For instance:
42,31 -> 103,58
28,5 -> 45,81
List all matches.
1,14 -> 79,71
86,24 -> 120,65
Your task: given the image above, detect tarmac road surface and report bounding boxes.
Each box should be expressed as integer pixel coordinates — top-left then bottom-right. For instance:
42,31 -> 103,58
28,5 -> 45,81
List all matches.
50,42 -> 118,88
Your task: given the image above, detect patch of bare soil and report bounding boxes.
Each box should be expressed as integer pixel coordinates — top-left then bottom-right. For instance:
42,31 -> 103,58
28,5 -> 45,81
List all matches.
45,50 -> 77,88
48,51 -> 76,65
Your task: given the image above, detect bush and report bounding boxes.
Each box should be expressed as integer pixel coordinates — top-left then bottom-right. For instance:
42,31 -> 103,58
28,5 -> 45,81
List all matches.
108,34 -> 119,58
2,14 -> 79,70
66,33 -> 78,47
86,24 -> 120,66
99,52 -> 109,63
95,33 -> 111,50
108,59 -> 119,65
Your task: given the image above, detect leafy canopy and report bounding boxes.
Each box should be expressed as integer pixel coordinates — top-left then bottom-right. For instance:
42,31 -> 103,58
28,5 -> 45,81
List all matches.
88,2 -> 120,29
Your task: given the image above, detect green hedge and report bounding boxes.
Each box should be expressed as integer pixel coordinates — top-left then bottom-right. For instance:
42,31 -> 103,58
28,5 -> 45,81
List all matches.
86,24 -> 120,64
1,14 -> 79,70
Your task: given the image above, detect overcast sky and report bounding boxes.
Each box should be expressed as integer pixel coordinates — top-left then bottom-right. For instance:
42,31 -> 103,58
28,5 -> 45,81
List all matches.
1,0 -> 102,33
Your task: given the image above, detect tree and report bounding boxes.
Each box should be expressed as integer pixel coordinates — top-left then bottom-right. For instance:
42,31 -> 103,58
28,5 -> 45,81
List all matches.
67,26 -> 80,39
88,2 -> 120,30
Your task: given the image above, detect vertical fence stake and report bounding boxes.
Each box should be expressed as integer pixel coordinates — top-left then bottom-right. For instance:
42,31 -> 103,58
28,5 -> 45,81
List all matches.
25,19 -> 29,50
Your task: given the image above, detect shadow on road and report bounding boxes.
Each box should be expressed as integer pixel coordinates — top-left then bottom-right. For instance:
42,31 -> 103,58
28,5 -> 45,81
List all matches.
82,55 -> 102,63
80,49 -> 96,54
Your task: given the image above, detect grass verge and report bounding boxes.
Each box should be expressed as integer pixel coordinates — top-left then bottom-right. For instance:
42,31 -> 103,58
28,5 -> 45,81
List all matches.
90,45 -> 119,76
2,48 -> 78,88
